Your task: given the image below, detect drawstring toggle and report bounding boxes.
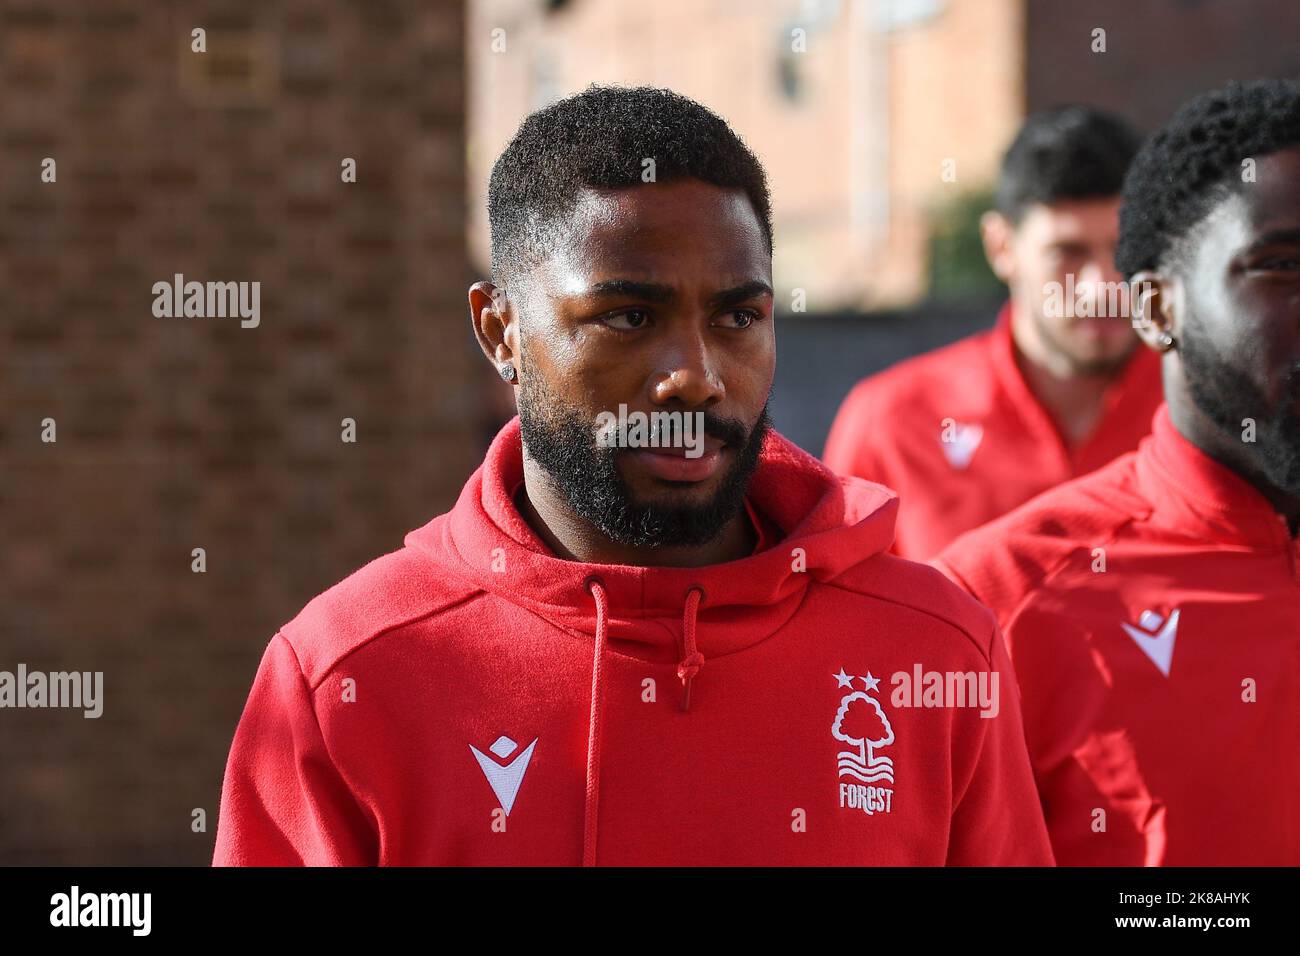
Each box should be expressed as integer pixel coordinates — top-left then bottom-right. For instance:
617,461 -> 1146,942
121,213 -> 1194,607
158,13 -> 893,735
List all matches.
678,588 -> 705,712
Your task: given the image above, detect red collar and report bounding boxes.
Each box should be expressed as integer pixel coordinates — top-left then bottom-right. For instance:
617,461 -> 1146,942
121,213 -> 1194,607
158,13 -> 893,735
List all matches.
989,300 -> 1160,468
1136,404 -> 1296,550
744,496 -> 781,554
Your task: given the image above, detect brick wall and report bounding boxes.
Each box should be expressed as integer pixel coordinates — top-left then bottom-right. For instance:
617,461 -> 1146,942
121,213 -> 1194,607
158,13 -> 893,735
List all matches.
0,0 -> 480,864
1024,0 -> 1300,132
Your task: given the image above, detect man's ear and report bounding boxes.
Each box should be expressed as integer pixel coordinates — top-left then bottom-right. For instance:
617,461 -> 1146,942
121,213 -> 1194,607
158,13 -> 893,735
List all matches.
979,210 -> 1016,284
468,280 -> 519,382
1129,270 -> 1181,353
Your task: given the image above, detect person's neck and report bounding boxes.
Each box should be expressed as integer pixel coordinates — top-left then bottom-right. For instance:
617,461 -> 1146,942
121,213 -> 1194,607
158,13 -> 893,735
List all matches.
1168,397 -> 1300,537
1010,313 -> 1125,448
516,457 -> 756,568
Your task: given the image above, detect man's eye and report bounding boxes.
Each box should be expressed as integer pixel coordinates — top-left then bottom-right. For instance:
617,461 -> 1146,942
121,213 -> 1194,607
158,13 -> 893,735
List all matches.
603,309 -> 650,330
1260,257 -> 1300,271
717,309 -> 760,329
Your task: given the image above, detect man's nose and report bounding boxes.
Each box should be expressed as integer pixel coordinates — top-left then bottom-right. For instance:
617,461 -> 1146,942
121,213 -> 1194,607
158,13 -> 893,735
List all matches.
1077,256 -> 1122,287
650,336 -> 725,407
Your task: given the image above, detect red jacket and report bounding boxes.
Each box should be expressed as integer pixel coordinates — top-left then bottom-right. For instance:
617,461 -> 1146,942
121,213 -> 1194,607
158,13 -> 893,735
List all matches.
934,406 -> 1300,865
823,302 -> 1162,559
214,418 -> 1052,866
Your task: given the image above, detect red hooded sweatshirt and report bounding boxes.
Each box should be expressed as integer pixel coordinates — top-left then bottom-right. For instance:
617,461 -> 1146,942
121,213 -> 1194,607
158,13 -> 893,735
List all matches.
934,406 -> 1300,865
823,302 -> 1162,560
213,418 -> 1052,866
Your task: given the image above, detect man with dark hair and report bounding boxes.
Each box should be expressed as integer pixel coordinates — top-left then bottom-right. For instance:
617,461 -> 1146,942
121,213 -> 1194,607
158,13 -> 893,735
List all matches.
213,86 -> 1051,866
825,106 -> 1161,559
935,79 -> 1300,865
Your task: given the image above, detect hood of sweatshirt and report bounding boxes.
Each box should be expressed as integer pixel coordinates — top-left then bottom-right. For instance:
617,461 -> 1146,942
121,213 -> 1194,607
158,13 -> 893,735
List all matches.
404,417 -> 898,865
407,416 -> 898,671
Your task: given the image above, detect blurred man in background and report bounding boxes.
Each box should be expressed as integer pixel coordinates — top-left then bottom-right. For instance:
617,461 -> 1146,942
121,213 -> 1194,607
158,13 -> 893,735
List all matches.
825,107 -> 1161,559
935,79 -> 1300,865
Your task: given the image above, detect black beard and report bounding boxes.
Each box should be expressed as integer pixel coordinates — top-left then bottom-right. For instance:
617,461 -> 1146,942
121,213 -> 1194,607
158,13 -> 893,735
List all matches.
517,376 -> 771,550
1180,327 -> 1300,494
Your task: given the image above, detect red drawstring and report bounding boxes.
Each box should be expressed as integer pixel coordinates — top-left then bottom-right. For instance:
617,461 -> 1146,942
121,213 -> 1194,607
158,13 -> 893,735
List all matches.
583,578 -> 609,868
581,580 -> 705,866
678,588 -> 705,712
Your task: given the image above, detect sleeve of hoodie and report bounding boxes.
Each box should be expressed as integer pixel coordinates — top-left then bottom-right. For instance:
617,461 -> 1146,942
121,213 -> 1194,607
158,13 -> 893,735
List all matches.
213,633 -> 376,866
823,378 -> 881,481
824,381 -> 906,557
945,621 -> 1055,866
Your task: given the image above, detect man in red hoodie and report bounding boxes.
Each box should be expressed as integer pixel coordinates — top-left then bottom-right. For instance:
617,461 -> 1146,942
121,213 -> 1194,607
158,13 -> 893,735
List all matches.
935,79 -> 1300,865
825,107 -> 1161,559
213,86 -> 1051,866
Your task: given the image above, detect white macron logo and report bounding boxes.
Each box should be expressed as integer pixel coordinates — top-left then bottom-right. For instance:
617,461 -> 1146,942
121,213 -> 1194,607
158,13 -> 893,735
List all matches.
1120,608 -> 1180,677
469,734 -> 537,815
940,421 -> 983,469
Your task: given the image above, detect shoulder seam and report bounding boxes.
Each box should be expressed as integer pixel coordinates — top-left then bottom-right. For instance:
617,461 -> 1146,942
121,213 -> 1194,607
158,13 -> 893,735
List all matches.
288,587 -> 484,692
823,577 -> 994,667
280,632 -> 381,848
1001,512 -> 1143,634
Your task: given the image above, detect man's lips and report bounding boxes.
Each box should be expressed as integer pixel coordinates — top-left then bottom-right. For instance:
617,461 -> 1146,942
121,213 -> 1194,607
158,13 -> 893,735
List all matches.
1070,314 -> 1134,333
627,440 -> 728,483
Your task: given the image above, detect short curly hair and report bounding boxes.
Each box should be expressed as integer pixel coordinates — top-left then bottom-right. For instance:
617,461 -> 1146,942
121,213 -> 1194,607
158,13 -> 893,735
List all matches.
488,85 -> 772,284
1116,78 -> 1300,278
